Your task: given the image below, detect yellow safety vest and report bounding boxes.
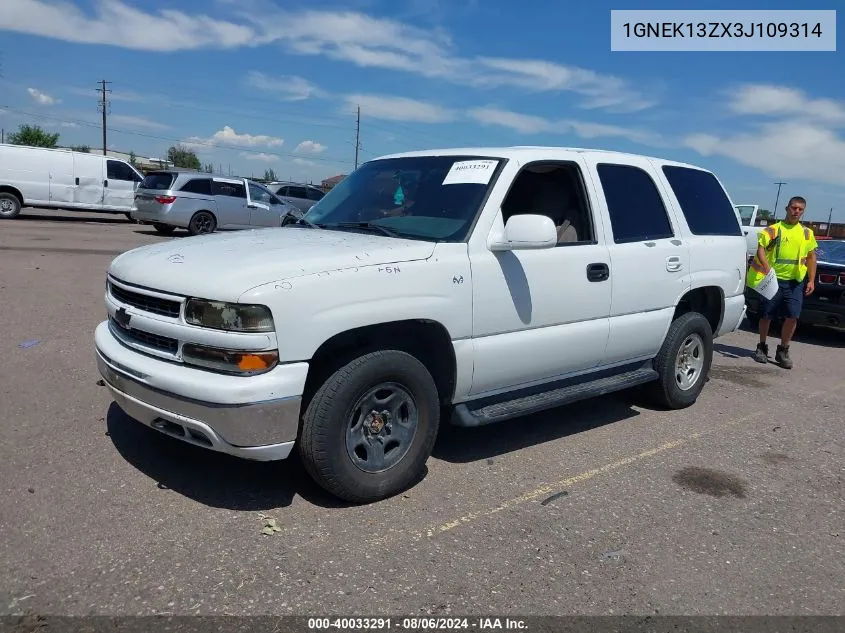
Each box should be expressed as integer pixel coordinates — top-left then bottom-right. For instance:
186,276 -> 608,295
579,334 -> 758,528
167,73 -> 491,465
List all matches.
746,221 -> 816,287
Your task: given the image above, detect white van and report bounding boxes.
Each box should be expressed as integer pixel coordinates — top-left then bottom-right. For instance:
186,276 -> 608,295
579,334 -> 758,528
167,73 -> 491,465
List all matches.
0,144 -> 144,219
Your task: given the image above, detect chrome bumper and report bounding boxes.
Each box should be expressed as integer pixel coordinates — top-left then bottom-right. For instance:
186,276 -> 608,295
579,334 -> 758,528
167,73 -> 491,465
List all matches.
96,349 -> 301,461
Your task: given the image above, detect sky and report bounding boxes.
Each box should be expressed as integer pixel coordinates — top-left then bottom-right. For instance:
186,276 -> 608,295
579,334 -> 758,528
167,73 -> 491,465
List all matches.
0,0 -> 843,222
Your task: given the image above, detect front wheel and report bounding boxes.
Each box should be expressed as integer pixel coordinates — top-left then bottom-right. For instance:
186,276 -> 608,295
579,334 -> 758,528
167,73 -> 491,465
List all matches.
299,350 -> 440,503
648,312 -> 713,409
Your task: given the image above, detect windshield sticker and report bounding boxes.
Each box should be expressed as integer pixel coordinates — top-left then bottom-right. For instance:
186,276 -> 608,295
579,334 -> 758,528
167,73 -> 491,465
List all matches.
442,160 -> 498,185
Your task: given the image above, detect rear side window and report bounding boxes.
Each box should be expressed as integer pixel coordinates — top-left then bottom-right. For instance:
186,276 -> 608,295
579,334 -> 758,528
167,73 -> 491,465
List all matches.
140,172 -> 175,190
306,188 -> 324,201
179,178 -> 212,195
288,186 -> 308,198
597,163 -> 674,243
211,181 -> 246,198
662,166 -> 742,236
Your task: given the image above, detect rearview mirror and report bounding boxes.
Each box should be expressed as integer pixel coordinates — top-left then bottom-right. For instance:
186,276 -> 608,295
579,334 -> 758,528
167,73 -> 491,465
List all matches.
490,214 -> 557,251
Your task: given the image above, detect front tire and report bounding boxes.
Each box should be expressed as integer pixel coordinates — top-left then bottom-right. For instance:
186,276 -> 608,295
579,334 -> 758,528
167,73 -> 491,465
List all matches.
188,211 -> 216,235
648,312 -> 713,409
299,350 -> 440,503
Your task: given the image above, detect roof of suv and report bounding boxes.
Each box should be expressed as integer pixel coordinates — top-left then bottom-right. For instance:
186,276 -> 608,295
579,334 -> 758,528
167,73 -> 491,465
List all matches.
372,146 -> 706,171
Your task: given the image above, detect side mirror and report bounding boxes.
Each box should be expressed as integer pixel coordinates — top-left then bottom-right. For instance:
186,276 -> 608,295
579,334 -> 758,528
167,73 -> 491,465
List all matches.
490,214 -> 557,251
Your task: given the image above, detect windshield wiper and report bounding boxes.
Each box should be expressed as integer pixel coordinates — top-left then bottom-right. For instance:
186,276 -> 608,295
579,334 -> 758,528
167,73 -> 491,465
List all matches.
319,221 -> 401,238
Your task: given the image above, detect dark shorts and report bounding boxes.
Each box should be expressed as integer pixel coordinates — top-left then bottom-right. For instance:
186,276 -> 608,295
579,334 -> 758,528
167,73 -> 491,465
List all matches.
757,279 -> 805,320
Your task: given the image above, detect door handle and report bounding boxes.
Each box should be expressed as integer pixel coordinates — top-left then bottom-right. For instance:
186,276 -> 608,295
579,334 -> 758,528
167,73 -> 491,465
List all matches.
75,177 -> 80,185
104,180 -> 108,187
587,263 -> 609,282
666,256 -> 682,272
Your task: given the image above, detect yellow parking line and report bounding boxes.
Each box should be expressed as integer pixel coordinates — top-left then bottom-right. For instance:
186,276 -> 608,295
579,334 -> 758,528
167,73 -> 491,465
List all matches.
417,377 -> 845,540
415,411 -> 762,540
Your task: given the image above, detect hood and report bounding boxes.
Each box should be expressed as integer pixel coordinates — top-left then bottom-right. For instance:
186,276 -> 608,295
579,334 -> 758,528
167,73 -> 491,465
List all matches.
108,227 -> 437,301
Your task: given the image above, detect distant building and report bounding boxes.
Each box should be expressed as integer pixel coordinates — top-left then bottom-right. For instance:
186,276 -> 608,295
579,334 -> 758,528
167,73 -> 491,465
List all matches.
106,149 -> 173,173
321,174 -> 346,191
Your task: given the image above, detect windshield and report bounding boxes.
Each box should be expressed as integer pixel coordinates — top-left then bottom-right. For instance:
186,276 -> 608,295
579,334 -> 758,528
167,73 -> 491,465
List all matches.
735,205 -> 756,226
302,155 -> 504,241
816,240 -> 845,264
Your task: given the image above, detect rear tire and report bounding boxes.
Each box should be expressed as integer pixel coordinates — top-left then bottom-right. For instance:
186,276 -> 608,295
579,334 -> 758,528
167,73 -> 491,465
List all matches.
299,350 -> 440,503
188,211 -> 216,235
648,312 -> 713,409
153,223 -> 176,235
0,192 -> 22,219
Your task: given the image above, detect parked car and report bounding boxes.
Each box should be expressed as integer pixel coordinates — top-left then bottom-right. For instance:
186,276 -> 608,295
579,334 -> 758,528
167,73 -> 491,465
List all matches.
131,171 -> 300,235
94,146 -> 747,503
265,181 -> 325,212
745,238 -> 845,331
0,143 -> 143,219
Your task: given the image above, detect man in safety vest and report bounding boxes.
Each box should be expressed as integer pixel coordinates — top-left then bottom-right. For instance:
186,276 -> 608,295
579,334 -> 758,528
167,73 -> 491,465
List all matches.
746,196 -> 818,368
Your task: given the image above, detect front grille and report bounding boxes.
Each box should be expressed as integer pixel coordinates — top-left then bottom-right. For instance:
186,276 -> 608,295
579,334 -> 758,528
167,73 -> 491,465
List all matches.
110,318 -> 178,354
109,282 -> 181,318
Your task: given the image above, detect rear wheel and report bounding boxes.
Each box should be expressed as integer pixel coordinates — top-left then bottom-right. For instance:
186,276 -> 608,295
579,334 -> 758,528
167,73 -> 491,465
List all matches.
188,211 -> 216,235
648,312 -> 713,409
299,350 -> 440,503
152,223 -> 176,235
0,192 -> 22,219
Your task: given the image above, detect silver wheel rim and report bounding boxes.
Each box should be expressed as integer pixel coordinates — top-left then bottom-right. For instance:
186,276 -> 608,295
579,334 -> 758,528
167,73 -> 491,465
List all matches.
345,382 -> 419,474
675,333 -> 704,391
0,199 -> 15,214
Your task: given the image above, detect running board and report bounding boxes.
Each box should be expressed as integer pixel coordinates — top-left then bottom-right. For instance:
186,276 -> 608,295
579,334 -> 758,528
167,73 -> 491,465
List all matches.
451,366 -> 658,427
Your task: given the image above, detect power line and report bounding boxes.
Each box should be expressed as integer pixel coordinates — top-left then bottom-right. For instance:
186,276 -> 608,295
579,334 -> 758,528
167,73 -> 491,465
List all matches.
96,79 -> 111,156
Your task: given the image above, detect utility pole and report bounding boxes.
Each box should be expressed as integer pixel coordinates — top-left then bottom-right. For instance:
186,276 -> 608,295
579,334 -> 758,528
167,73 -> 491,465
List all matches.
354,105 -> 360,169
772,180 -> 786,221
826,207 -> 833,236
96,79 -> 111,156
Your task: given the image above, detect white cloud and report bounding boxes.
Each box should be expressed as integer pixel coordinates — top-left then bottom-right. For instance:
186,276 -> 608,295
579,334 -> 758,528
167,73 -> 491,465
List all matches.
27,88 -> 60,105
295,140 -> 327,154
111,114 -> 168,130
185,125 -> 283,149
468,106 -> 664,145
242,152 -> 279,162
61,121 -> 78,128
245,71 -> 324,101
293,158 -> 316,167
0,2 -> 652,112
2,0 -> 257,52
345,94 -> 456,123
684,121 -> 845,187
727,84 -> 845,125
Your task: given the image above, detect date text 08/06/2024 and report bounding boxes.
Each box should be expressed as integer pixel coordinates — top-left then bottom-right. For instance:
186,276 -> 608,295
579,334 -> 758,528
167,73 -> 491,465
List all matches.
307,617 -> 528,630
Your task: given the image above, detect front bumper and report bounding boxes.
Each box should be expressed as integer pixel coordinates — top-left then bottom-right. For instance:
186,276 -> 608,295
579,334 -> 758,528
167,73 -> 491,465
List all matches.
94,320 -> 308,461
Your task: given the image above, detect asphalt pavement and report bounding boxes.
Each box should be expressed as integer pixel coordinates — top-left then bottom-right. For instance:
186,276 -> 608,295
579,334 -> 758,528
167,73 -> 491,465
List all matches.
1,209 -> 843,617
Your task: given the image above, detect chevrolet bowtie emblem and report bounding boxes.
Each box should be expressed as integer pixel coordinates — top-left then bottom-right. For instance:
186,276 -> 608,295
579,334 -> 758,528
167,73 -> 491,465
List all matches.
114,307 -> 131,328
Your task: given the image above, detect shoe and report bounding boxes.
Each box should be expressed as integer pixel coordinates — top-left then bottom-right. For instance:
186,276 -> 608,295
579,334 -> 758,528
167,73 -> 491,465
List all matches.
775,345 -> 793,369
753,342 -> 768,364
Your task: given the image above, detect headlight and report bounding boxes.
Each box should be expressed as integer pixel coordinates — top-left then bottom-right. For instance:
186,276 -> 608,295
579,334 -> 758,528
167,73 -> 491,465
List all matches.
182,344 -> 279,375
184,299 -> 274,332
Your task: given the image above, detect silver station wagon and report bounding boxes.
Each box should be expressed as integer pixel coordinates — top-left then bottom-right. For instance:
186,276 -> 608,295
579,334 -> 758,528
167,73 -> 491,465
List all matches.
132,170 -> 301,236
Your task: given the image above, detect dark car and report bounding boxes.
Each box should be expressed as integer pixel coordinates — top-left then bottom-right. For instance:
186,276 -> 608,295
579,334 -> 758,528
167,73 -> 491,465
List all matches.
746,238 -> 845,331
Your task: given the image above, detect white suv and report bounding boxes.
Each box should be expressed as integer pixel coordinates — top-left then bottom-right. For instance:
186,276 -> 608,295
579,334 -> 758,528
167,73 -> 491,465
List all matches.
94,146 -> 748,503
